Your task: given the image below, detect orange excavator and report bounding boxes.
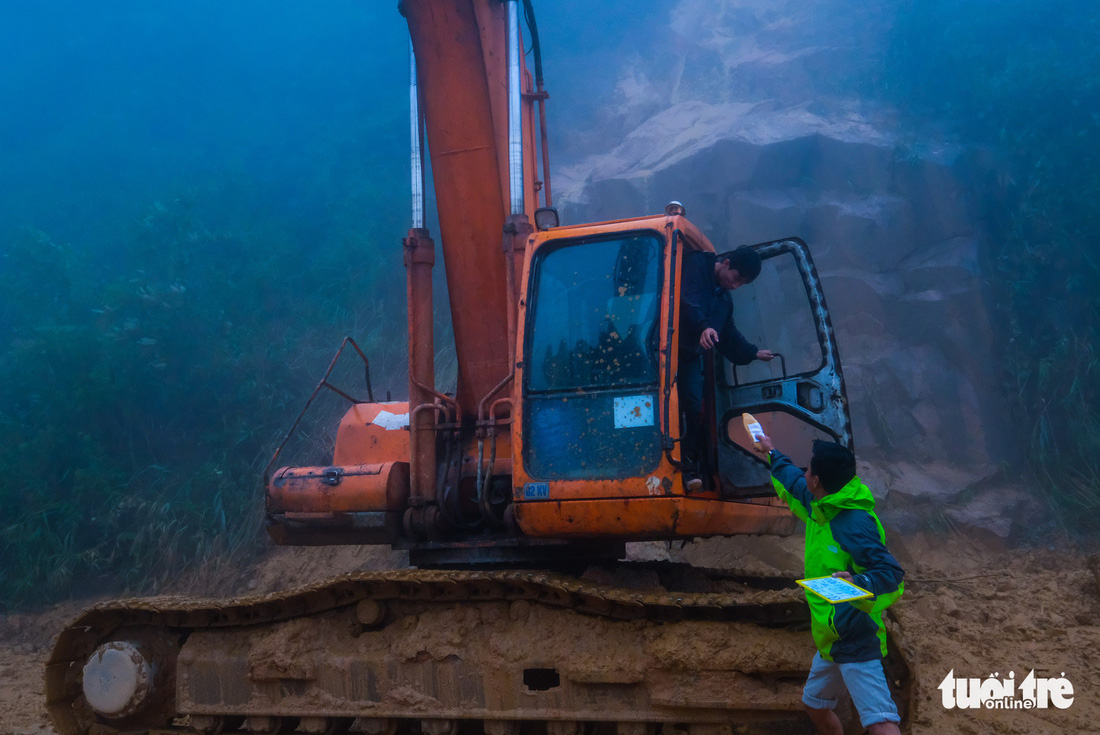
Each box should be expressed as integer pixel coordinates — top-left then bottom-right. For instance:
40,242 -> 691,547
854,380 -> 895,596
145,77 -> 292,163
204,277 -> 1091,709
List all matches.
46,3 -> 905,734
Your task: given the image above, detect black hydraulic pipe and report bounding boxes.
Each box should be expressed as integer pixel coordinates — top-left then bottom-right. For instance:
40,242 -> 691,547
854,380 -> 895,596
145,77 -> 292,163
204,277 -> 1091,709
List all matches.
521,0 -> 544,88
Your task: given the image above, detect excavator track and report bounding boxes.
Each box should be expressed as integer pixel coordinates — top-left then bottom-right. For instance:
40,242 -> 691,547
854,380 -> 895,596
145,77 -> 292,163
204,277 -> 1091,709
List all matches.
48,568 -> 908,735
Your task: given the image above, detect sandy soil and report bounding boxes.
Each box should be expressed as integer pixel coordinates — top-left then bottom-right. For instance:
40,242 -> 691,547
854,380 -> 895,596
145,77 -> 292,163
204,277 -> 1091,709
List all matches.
2,533 -> 1097,735
0,602 -> 85,735
884,538 -> 1100,734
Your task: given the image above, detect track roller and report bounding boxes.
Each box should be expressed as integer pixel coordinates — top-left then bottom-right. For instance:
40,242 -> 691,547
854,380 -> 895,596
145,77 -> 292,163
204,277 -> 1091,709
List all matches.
245,715 -> 299,734
483,722 -> 519,735
300,716 -> 355,735
617,725 -> 657,735
191,715 -> 246,734
547,723 -> 580,735
354,599 -> 388,627
356,718 -> 397,735
420,719 -> 457,735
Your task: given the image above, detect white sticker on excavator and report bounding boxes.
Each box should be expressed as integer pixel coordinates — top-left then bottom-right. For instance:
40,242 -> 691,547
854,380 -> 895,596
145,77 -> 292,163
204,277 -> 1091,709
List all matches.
613,395 -> 654,429
372,410 -> 409,431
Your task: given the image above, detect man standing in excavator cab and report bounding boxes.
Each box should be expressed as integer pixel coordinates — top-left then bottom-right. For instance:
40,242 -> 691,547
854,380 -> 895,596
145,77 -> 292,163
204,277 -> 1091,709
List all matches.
678,243 -> 775,491
755,434 -> 905,735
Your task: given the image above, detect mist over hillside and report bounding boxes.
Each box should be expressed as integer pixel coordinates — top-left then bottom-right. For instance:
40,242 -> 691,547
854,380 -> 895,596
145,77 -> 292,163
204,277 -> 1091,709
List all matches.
1,0 -> 1097,608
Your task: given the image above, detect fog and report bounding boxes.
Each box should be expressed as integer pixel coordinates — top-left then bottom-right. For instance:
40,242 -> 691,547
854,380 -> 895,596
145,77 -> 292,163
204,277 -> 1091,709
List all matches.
1,0 -> 1096,607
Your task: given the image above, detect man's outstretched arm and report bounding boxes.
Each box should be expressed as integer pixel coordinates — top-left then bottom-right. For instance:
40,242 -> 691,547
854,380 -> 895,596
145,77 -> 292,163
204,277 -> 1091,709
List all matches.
716,317 -> 760,365
763,442 -> 813,522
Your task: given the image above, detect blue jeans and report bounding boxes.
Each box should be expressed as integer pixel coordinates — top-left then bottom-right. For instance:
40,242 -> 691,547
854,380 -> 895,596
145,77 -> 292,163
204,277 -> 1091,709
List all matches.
802,652 -> 900,728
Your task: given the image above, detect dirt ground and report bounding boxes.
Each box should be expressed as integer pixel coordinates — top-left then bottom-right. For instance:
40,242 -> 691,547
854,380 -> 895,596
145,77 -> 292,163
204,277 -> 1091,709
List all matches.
2,532 -> 1097,735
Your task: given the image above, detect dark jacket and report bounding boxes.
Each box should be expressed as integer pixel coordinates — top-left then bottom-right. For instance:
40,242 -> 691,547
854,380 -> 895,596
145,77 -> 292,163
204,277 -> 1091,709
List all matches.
769,449 -> 905,663
678,249 -> 758,364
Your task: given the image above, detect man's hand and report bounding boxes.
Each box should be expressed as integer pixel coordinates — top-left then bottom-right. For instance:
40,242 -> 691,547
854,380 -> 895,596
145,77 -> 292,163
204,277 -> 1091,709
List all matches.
832,571 -> 853,582
700,328 -> 719,350
756,349 -> 776,361
751,433 -> 775,456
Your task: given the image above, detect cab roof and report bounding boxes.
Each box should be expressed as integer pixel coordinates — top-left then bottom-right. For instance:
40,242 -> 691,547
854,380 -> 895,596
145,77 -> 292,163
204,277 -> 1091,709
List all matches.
535,213 -> 717,254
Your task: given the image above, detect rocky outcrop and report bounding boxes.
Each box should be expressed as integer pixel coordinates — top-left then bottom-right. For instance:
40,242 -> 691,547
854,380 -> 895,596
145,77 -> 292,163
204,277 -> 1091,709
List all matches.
554,1 -> 1024,538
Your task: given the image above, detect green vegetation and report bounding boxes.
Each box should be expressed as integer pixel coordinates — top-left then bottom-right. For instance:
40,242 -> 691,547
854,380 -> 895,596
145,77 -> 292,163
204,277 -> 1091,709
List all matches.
0,187 -> 406,608
889,0 -> 1100,532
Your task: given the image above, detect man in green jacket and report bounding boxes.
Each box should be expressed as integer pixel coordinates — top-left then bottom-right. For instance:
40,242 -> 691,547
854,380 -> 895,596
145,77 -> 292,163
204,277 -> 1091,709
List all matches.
756,434 -> 904,735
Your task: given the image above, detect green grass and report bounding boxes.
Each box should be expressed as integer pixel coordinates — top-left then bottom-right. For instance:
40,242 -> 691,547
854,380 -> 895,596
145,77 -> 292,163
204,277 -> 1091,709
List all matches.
0,191 -> 406,609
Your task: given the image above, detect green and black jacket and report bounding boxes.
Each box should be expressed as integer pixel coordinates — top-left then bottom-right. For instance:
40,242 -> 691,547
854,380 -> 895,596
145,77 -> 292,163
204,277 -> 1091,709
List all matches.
769,449 -> 905,663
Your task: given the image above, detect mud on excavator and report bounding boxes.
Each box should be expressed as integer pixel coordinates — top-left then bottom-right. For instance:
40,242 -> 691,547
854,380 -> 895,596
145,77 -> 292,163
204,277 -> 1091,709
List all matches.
47,2 -> 910,734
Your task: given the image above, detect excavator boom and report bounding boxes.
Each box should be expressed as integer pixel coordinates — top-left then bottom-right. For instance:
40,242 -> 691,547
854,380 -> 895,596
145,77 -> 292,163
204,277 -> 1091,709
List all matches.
403,0 -> 523,414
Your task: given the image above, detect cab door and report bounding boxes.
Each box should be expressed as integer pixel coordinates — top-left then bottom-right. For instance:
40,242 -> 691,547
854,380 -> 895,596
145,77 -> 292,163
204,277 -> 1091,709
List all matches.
713,237 -> 851,497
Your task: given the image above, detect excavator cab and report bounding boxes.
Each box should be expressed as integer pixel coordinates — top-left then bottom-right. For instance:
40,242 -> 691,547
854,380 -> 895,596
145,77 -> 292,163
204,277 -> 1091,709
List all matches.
511,212 -> 851,541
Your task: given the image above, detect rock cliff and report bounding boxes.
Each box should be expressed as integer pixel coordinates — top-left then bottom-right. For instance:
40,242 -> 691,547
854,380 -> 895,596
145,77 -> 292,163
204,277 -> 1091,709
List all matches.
556,0 -> 1029,538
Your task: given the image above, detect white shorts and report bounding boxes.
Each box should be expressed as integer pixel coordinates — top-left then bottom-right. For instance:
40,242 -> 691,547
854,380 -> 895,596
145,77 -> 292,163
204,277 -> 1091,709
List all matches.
802,652 -> 900,728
